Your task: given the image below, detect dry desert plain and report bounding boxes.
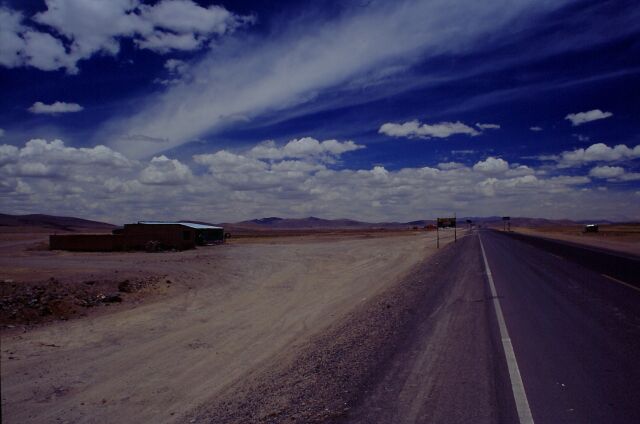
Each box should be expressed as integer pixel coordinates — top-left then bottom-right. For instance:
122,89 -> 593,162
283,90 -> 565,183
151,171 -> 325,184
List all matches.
1,228 -> 459,423
511,223 -> 640,256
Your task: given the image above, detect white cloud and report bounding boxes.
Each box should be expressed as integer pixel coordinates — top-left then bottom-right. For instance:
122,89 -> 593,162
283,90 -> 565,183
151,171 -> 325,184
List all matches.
135,31 -> 202,53
475,123 -> 500,130
552,143 -> 640,167
164,58 -> 187,75
139,155 -> 192,185
529,126 -> 543,132
437,162 -> 465,170
0,139 -> 132,181
379,120 -> 480,139
0,7 -> 28,68
0,144 -> 19,165
473,157 -> 509,174
0,1 -> 252,73
138,0 -> 253,36
572,134 -> 589,142
505,165 -> 535,177
17,139 -> 132,167
0,128 -> 4,137
247,138 -> 364,161
589,165 -> 624,179
4,137 -> 639,223
589,166 -> 640,182
102,0 -> 570,158
194,150 -> 267,174
565,109 -> 613,126
619,173 -> 640,182
28,101 -> 84,115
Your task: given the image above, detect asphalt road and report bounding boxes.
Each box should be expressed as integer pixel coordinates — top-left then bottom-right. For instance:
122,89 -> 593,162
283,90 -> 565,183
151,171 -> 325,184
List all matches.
344,230 -> 640,423
480,229 -> 640,423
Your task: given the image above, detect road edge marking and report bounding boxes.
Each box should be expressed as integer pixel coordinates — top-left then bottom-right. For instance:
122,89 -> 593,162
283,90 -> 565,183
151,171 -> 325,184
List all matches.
601,273 -> 640,293
479,234 -> 535,424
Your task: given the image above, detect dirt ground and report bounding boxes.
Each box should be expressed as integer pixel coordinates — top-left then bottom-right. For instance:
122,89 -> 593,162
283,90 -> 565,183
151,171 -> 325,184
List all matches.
1,229 -> 456,423
510,224 -> 640,256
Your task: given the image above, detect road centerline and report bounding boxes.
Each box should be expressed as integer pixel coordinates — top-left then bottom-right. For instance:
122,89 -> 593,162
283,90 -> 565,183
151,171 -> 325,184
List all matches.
479,233 -> 535,424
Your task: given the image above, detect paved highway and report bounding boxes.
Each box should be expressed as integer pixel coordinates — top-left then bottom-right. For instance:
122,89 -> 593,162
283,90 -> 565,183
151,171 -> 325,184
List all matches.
345,230 -> 640,423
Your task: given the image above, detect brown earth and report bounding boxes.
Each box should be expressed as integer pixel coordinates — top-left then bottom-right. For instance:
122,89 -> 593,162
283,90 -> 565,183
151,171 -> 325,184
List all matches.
510,224 -> 640,256
1,228 -> 458,423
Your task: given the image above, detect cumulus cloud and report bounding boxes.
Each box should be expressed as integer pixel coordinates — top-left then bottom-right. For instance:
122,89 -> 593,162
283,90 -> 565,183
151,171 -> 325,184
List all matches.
12,139 -> 131,167
247,138 -> 364,161
589,166 -> 640,182
103,0 -> 570,158
529,126 -> 543,132
139,155 -> 192,185
437,162 -> 465,170
473,157 -> 509,174
0,139 -> 132,181
589,165 -> 624,179
379,120 -> 480,139
28,101 -> 84,115
551,142 -> 640,167
4,137 -> 639,223
475,123 -> 500,130
565,109 -> 613,126
0,1 -> 252,73
505,165 -> 535,177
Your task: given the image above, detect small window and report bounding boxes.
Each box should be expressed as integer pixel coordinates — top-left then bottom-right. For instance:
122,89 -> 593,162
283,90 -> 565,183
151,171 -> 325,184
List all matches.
183,231 -> 191,240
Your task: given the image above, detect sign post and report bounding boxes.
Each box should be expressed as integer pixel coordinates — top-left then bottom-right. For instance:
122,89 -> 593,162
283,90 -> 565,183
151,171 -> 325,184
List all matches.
502,216 -> 510,231
436,216 -> 457,248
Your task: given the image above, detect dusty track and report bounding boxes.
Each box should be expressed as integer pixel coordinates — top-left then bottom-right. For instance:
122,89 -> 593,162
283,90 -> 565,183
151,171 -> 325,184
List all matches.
1,232 -> 451,423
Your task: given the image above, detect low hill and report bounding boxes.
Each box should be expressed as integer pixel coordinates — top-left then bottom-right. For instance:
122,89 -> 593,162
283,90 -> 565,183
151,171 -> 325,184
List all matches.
224,216 -> 583,231
224,216 -> 433,230
0,213 -> 116,231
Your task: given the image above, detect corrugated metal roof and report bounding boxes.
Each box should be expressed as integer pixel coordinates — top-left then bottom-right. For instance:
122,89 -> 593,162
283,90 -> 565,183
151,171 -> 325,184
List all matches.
138,221 -> 223,230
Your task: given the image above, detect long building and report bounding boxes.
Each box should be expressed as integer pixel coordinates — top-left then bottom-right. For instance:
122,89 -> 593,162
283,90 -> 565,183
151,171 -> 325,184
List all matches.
50,221 -> 225,251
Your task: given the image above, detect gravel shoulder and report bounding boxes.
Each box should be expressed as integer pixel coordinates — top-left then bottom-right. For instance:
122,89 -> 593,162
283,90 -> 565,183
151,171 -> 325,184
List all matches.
189,233 -> 500,424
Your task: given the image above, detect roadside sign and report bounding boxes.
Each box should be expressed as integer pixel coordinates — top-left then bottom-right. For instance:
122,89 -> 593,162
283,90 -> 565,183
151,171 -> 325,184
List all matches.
437,217 -> 456,228
436,216 -> 457,248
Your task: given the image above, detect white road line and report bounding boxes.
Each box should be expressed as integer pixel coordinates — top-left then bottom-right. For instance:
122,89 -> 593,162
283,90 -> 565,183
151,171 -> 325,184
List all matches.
479,234 -> 535,424
601,273 -> 640,293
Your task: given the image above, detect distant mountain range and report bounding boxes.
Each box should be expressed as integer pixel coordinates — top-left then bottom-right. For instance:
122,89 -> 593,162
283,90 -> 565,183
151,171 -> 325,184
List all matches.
0,213 -> 623,232
221,216 -> 429,230
221,216 -> 606,230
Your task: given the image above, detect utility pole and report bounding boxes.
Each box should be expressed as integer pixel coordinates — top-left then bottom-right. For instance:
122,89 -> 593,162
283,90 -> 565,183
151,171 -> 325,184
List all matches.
454,212 -> 457,242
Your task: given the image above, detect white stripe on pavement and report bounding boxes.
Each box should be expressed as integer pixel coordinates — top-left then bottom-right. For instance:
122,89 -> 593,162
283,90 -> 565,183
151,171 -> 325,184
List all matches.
479,234 -> 535,424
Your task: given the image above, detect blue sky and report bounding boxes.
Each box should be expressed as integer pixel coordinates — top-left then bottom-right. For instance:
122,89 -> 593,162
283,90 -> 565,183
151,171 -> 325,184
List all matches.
1,0 -> 639,224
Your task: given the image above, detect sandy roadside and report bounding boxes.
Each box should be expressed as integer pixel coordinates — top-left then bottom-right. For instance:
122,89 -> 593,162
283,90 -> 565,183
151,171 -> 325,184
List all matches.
510,227 -> 640,256
1,231 -> 453,423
